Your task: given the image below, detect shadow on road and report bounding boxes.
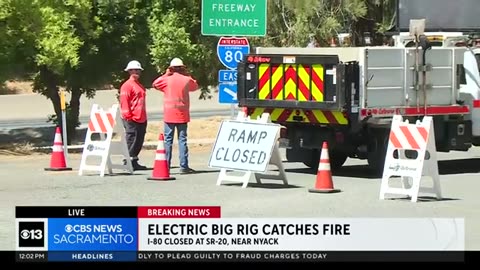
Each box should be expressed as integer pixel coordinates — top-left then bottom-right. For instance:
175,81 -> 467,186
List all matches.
0,126 -> 89,147
222,182 -> 303,189
79,172 -> 137,177
171,169 -> 220,175
286,158 -> 480,179
334,165 -> 381,178
285,166 -> 380,179
438,158 -> 480,175
385,196 -> 460,202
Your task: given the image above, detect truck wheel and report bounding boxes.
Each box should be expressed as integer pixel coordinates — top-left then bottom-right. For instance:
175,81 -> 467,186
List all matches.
330,151 -> 348,171
367,128 -> 389,175
302,149 -> 319,169
303,149 -> 347,172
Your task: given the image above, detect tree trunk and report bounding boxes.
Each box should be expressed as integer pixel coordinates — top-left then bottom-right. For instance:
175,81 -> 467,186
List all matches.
68,86 -> 82,145
40,66 -> 62,137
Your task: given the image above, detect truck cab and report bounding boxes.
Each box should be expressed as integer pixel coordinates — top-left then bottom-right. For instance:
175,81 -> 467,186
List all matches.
392,32 -> 469,48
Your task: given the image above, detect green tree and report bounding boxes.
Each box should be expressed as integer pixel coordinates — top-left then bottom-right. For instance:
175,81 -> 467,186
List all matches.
0,0 -> 39,84
250,0 -> 396,47
2,0 -> 156,143
0,0 -> 12,83
346,0 -> 397,45
95,0 -> 154,89
30,0 -> 95,144
148,0 -> 220,99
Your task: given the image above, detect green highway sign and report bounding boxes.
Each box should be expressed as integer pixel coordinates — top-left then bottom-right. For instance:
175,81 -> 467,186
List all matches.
201,0 -> 267,37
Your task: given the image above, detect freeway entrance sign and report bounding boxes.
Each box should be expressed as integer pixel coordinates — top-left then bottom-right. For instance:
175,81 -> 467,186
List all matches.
217,37 -> 250,70
201,0 -> 267,36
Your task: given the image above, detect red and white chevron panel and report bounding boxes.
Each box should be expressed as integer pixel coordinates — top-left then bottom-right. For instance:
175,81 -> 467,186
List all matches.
388,124 -> 429,150
88,112 -> 115,133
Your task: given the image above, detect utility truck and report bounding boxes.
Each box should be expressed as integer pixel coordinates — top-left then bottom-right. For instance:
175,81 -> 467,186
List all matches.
236,0 -> 480,173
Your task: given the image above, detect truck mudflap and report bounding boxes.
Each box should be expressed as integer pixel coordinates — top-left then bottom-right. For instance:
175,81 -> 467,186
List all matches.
247,108 -> 348,125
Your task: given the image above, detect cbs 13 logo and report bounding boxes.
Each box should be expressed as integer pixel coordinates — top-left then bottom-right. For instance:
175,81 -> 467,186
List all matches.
19,222 -> 44,247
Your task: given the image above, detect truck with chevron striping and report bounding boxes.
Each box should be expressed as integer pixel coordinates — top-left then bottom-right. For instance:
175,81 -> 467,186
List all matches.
236,4 -> 480,174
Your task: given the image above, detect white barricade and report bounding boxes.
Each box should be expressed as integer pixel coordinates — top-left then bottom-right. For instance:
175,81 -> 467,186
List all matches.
379,115 -> 442,202
208,112 -> 288,188
78,104 -> 133,177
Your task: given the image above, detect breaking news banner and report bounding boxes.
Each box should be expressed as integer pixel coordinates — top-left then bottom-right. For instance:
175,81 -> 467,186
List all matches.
14,206 -> 466,263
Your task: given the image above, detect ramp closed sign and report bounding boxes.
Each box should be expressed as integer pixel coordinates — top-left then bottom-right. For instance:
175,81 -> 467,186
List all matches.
209,120 -> 280,172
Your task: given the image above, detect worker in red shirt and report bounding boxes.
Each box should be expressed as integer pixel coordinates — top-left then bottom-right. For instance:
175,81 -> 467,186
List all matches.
152,58 -> 199,174
119,60 -> 148,170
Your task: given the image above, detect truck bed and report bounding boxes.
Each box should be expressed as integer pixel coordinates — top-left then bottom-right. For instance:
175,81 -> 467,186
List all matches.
249,47 -> 470,119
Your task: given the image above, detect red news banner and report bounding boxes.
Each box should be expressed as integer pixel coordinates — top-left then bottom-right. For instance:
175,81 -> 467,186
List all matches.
137,206 -> 221,219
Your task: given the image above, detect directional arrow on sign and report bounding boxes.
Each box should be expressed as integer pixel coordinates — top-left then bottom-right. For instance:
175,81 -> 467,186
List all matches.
224,87 -> 237,100
219,83 -> 238,104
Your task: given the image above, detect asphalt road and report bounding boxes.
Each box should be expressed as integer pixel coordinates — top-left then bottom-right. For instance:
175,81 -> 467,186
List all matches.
0,90 -> 232,130
0,147 -> 479,251
0,110 -> 234,130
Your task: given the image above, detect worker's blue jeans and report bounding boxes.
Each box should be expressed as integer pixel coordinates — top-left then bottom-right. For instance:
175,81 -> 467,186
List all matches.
163,122 -> 189,169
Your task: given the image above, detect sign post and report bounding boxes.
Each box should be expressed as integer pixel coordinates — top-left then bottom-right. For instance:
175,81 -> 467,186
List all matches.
59,90 -> 68,163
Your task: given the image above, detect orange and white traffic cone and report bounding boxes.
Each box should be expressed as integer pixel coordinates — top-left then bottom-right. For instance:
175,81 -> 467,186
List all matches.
45,127 -> 72,171
308,142 -> 340,193
147,133 -> 175,181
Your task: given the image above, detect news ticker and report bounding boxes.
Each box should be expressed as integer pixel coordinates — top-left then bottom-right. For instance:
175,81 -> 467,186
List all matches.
15,206 -> 465,262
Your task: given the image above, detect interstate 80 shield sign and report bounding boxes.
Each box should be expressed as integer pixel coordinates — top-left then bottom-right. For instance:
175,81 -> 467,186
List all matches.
217,37 -> 250,70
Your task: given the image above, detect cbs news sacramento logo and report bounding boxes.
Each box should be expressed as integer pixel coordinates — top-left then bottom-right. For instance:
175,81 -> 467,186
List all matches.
16,219 -> 48,250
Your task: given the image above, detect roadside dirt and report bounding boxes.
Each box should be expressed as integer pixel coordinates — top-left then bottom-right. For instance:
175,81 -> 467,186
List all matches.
0,116 -> 227,159
145,116 -> 226,153
1,80 -> 34,95
145,116 -> 225,142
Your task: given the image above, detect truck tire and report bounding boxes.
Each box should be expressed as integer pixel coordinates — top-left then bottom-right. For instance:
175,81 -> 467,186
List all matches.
302,150 -> 319,169
303,149 -> 348,172
367,128 -> 390,175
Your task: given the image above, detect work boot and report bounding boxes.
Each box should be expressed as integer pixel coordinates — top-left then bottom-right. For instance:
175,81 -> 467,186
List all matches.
179,167 -> 196,174
132,160 -> 148,171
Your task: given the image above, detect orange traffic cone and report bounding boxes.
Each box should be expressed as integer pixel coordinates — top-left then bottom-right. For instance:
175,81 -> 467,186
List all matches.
147,133 -> 175,181
45,127 -> 72,171
308,142 -> 340,193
